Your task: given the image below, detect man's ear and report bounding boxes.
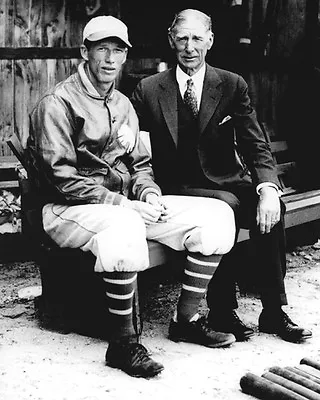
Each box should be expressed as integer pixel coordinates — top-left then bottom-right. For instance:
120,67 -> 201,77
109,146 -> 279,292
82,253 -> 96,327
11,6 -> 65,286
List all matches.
80,45 -> 89,61
121,48 -> 128,65
168,33 -> 175,50
207,32 -> 214,50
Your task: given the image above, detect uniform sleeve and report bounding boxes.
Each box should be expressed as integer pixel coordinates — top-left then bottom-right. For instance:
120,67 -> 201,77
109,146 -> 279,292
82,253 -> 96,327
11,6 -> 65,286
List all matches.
124,101 -> 162,201
29,95 -> 126,205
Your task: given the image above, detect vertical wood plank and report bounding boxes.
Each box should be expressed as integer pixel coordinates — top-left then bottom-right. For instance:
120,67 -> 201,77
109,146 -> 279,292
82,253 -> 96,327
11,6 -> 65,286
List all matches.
66,1 -> 86,47
29,0 -> 44,46
42,0 -> 67,47
14,0 -> 31,47
0,60 -> 14,154
274,0 -> 306,57
247,0 -> 307,136
14,58 -> 52,148
0,0 -> 15,156
13,58 -> 82,149
0,0 -> 6,47
0,0 -> 15,47
14,59 -> 38,147
105,0 -> 121,17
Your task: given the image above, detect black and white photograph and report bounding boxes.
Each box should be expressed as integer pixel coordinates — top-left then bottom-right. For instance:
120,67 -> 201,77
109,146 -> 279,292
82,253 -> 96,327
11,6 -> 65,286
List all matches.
0,1 -> 320,399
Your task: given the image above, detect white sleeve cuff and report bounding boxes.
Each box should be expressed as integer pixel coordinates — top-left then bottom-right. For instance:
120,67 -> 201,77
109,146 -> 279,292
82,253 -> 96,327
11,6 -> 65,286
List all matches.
256,182 -> 283,197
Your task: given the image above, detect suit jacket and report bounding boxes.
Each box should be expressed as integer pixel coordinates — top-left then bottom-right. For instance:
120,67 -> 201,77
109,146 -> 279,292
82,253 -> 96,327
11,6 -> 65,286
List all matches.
131,64 -> 280,194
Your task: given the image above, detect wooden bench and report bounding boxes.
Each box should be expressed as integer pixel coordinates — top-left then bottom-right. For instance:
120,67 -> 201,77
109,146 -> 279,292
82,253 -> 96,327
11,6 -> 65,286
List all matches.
4,131 -> 249,270
6,129 -> 320,336
0,155 -> 20,189
260,123 -> 320,230
145,135 -> 320,267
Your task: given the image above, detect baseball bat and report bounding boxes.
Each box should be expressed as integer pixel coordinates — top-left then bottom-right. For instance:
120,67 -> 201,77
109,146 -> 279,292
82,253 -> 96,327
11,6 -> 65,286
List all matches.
289,367 -> 320,385
240,372 -> 307,399
301,359 -> 320,372
298,365 -> 320,379
262,371 -> 320,400
268,366 -> 320,394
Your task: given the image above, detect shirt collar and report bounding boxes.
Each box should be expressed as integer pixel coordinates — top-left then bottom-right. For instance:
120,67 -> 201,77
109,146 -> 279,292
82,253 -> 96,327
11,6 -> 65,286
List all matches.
176,64 -> 206,107
78,61 -> 101,97
78,61 -> 115,102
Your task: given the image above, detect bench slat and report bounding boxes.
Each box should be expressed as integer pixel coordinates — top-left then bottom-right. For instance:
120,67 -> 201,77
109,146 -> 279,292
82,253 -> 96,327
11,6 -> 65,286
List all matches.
270,140 -> 289,153
0,180 -> 19,188
284,195 -> 320,212
276,162 -> 296,175
6,131 -> 320,270
285,203 -> 320,228
262,128 -> 320,230
283,189 -> 320,204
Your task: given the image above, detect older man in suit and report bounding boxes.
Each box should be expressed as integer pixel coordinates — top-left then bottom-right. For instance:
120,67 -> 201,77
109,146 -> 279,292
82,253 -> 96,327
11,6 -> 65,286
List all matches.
131,8 -> 312,343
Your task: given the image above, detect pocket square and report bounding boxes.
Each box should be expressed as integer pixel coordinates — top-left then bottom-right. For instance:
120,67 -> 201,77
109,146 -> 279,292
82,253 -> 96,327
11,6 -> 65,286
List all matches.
219,115 -> 232,125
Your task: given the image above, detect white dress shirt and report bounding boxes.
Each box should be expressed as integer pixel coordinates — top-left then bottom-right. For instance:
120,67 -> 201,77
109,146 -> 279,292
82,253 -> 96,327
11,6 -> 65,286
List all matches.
176,64 -> 206,111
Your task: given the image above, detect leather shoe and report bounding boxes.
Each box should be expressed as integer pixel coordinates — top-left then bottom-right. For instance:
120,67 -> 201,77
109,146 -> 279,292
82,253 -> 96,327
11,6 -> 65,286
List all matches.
168,316 -> 236,348
259,309 -> 312,343
208,311 -> 254,342
106,341 -> 164,378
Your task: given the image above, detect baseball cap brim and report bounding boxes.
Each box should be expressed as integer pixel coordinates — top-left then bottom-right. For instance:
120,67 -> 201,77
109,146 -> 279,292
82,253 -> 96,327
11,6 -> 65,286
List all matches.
85,31 -> 132,47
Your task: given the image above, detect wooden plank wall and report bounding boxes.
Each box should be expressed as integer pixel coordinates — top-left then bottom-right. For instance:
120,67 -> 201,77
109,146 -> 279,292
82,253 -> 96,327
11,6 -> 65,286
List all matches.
121,0 -> 312,141
0,0 -> 122,154
0,0 -> 86,152
0,0 -> 317,156
0,0 -> 14,155
235,0 -> 308,140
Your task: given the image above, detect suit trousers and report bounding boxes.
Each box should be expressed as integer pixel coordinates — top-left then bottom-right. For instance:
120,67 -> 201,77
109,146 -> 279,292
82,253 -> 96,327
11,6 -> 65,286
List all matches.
42,195 -> 235,273
177,185 -> 288,310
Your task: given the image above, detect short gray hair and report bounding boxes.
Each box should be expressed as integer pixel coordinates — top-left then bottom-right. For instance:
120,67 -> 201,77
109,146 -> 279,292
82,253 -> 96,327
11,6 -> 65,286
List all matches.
168,9 -> 212,35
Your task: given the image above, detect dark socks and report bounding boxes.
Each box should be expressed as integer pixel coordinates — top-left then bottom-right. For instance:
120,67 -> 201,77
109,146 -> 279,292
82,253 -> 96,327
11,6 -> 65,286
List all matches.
102,271 -> 138,340
177,253 -> 222,322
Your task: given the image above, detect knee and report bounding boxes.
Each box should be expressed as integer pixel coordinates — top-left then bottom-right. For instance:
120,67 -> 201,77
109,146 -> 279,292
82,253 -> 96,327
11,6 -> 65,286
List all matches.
91,227 -> 150,273
212,191 -> 240,213
185,201 -> 236,255
83,207 -> 149,273
203,202 -> 236,254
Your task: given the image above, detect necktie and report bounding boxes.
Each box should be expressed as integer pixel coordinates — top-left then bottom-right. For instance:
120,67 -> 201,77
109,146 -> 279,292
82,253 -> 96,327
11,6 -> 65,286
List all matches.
183,78 -> 198,118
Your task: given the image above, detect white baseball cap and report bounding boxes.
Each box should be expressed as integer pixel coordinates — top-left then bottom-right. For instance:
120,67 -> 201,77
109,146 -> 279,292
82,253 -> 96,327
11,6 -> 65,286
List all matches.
83,15 -> 132,47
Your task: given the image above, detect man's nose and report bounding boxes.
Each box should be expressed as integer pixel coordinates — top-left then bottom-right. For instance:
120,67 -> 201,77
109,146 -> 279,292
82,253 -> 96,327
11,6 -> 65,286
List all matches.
185,40 -> 195,52
105,51 -> 115,62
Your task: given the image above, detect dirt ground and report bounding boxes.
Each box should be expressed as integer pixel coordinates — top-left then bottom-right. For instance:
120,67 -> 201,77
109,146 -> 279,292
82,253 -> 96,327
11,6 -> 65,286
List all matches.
0,233 -> 320,400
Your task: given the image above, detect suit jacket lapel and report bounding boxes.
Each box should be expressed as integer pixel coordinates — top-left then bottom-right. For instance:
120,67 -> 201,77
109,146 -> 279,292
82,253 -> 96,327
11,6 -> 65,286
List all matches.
158,70 -> 179,147
199,65 -> 223,134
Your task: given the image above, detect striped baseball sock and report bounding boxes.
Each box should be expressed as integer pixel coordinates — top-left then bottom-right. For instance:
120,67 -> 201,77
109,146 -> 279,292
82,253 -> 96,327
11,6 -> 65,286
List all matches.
177,253 -> 222,322
102,271 -> 137,341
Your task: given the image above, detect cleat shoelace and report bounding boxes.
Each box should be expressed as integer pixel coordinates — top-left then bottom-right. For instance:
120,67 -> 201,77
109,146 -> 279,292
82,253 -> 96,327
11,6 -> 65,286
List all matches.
128,344 -> 152,365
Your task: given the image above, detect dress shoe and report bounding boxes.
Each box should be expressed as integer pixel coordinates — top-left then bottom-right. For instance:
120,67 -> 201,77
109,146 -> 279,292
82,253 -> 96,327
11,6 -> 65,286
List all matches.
106,341 -> 164,378
168,316 -> 236,348
208,310 -> 254,342
259,309 -> 312,343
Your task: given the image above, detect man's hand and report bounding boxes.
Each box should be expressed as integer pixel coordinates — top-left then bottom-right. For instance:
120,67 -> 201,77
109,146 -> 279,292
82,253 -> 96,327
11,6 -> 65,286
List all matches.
256,186 -> 281,234
145,193 -> 170,222
122,195 -> 168,225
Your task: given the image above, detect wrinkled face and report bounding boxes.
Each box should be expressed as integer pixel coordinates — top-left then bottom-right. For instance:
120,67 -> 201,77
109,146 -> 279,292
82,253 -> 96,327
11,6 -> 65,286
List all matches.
81,38 -> 127,91
169,16 -> 213,76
